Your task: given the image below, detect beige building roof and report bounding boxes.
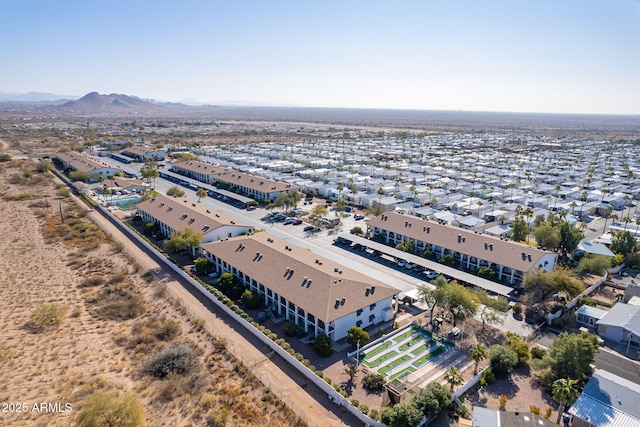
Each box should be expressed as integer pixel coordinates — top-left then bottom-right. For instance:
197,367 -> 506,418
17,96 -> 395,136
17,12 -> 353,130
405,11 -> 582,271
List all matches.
201,233 -> 397,323
122,145 -> 151,156
53,152 -> 121,174
368,211 -> 553,272
102,177 -> 146,189
215,170 -> 300,193
172,161 -> 230,176
136,194 -> 250,236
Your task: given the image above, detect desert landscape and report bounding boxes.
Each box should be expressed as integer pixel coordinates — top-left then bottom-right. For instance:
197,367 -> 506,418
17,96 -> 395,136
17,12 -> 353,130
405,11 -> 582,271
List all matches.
0,151 -> 305,426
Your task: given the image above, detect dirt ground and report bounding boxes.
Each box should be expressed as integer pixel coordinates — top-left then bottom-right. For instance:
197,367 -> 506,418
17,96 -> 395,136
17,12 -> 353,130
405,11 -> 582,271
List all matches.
0,157 -> 307,426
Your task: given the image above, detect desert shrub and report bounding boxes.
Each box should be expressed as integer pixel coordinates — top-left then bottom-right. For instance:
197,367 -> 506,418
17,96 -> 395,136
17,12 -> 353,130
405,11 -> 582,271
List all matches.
0,153 -> 12,162
351,399 -> 360,407
76,391 -> 144,427
56,187 -> 71,197
94,283 -> 145,321
369,409 -> 379,421
25,304 -> 68,333
551,317 -> 566,329
513,303 -> 523,316
360,404 -> 369,415
78,276 -> 105,288
455,404 -> 471,418
144,342 -> 196,378
361,373 -> 385,391
312,334 -> 332,357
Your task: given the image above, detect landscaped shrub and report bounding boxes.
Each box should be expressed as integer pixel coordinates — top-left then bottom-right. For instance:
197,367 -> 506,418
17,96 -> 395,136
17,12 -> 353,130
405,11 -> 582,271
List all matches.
369,409 -> 379,421
360,404 -> 369,415
283,322 -> 299,337
351,399 -> 360,408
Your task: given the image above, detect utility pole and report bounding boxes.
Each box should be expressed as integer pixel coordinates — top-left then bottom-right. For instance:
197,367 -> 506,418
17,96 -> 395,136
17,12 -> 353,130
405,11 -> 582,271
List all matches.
59,202 -> 64,224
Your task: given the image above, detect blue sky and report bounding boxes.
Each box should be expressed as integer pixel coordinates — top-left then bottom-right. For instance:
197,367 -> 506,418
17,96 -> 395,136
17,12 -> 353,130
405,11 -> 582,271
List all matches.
1,0 -> 639,114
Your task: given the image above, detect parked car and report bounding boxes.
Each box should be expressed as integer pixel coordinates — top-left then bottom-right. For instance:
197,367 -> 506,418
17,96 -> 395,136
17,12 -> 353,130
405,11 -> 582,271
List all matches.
397,260 -> 406,268
292,218 -> 302,225
354,214 -> 365,220
303,225 -> 315,231
283,217 -> 294,225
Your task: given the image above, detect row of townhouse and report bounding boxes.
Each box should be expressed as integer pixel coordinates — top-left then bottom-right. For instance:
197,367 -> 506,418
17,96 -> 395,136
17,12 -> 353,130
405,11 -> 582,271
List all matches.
366,211 -> 557,286
136,194 -> 253,249
170,160 -> 301,201
201,232 -> 397,341
136,193 -> 397,341
52,152 -> 122,182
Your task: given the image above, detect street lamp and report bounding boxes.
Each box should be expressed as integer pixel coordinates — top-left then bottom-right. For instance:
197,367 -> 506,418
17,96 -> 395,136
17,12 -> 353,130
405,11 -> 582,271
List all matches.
356,339 -> 360,367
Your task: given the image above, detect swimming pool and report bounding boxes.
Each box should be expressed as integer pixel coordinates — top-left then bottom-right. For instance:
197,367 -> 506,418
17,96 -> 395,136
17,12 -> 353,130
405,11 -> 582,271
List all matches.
109,196 -> 142,209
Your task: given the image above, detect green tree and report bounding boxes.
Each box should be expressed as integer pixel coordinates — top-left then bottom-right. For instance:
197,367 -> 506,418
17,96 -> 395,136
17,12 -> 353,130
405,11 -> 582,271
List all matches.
196,187 -> 208,202
534,332 -> 599,388
444,367 -> 464,391
558,221 -> 583,256
347,326 -> 369,348
344,363 -> 359,383
162,227 -> 203,253
166,186 -> 185,197
576,254 -> 611,276
361,373 -> 385,391
534,224 -> 561,250
476,291 -> 510,330
77,391 -> 144,427
194,257 -> 213,274
511,216 -> 528,242
390,402 -> 423,427
610,230 -> 637,255
488,345 -> 518,377
469,343 -> 488,375
411,382 -> 451,419
441,282 -> 479,327
216,272 -> 244,300
524,267 -> 584,300
69,170 -> 90,182
312,334 -> 332,357
240,289 -> 263,309
508,335 -> 531,365
552,378 -> 579,424
140,166 -> 159,190
311,204 -> 328,218
418,285 -> 446,327
350,226 -> 364,236
395,238 -> 415,254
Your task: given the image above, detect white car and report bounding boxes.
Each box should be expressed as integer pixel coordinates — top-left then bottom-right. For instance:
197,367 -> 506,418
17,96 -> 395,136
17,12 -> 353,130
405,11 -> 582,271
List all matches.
397,260 -> 406,268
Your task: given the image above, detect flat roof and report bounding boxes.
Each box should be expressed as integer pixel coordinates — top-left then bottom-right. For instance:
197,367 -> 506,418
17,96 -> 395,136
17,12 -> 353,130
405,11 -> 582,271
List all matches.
337,232 -> 514,297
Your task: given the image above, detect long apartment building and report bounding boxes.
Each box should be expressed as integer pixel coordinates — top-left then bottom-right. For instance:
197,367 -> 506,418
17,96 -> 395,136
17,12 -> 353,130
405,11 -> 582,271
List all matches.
136,194 -> 253,248
201,232 -> 398,341
171,160 -> 300,201
367,212 -> 557,286
52,152 -> 122,182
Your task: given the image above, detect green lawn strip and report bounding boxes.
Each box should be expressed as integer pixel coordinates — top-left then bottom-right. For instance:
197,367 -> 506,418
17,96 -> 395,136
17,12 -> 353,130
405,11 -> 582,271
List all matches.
361,340 -> 393,359
379,355 -> 411,375
411,345 -> 446,368
409,342 -> 432,356
392,329 -> 417,343
398,335 -> 426,351
362,349 -> 399,368
389,366 -> 416,383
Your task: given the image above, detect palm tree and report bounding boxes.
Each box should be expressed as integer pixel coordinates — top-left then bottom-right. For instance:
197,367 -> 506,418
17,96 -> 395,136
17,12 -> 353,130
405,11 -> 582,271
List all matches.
602,205 -> 613,233
444,367 -> 464,392
552,378 -> 579,424
622,215 -> 632,231
377,185 -> 385,209
344,363 -> 359,383
469,344 -> 488,375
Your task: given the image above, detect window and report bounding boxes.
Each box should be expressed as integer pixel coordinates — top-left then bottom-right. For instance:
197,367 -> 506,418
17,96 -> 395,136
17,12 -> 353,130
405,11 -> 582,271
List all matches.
369,303 -> 376,311
357,309 -> 363,316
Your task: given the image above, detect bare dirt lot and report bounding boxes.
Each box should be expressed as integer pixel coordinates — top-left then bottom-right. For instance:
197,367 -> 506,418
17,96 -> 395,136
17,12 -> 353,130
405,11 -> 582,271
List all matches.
0,156 -> 306,426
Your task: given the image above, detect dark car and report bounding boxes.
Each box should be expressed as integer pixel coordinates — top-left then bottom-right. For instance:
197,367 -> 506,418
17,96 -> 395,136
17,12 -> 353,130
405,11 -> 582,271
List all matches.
303,225 -> 315,231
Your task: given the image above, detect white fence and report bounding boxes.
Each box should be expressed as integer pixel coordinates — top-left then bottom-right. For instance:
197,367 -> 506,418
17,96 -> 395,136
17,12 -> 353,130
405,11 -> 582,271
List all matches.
86,197 -> 385,427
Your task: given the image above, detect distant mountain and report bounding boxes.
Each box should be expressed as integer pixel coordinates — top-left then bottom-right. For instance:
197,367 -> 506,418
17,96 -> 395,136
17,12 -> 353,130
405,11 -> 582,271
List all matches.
0,91 -> 76,102
53,92 -> 169,113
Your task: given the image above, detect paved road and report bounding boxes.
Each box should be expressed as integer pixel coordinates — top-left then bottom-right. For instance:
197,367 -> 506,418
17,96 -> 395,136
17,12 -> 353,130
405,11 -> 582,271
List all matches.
60,175 -> 360,427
